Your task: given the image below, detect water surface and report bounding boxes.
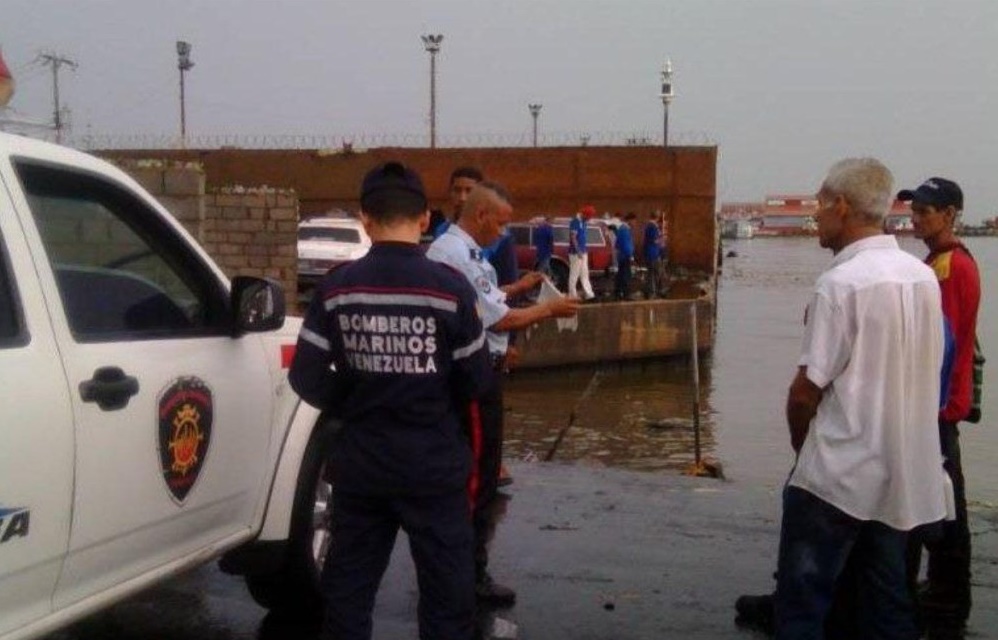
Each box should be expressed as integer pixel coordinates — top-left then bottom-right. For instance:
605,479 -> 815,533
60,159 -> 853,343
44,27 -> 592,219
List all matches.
504,236 -> 998,505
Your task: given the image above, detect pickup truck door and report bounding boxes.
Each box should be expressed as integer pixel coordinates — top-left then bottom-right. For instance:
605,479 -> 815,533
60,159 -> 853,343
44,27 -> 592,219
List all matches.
0,179 -> 75,637
8,160 -> 276,610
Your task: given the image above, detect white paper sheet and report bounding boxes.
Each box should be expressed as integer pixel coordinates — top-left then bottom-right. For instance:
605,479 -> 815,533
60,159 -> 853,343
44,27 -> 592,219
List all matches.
537,277 -> 578,332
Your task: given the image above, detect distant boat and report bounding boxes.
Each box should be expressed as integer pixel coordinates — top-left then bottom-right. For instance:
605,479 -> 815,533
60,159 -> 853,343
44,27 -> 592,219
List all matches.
884,213 -> 914,235
721,219 -> 755,239
754,194 -> 818,236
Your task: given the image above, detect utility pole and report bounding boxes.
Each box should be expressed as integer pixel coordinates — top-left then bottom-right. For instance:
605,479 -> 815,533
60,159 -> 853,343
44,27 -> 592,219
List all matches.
38,52 -> 77,144
421,34 -> 443,148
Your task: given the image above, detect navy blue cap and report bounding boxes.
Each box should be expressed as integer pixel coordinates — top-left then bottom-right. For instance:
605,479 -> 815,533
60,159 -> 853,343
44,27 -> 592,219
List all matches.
897,177 -> 963,210
361,162 -> 427,207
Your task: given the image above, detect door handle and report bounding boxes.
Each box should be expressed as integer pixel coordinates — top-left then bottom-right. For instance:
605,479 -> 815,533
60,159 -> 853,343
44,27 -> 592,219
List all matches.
79,366 -> 140,411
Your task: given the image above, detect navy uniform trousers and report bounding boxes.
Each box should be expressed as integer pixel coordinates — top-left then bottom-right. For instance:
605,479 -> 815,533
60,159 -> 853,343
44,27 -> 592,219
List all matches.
469,365 -> 505,579
322,488 -> 474,640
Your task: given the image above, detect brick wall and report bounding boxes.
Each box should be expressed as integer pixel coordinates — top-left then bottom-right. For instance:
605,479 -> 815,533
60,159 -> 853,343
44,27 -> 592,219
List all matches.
114,160 -> 299,312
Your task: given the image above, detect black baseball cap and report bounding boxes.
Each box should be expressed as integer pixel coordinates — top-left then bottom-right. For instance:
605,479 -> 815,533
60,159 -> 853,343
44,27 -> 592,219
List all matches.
360,161 -> 427,208
897,177 -> 963,210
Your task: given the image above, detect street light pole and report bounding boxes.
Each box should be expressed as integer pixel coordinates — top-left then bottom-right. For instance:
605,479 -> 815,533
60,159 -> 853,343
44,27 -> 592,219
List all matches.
421,34 -> 443,148
176,41 -> 194,147
659,59 -> 675,148
528,103 -> 542,147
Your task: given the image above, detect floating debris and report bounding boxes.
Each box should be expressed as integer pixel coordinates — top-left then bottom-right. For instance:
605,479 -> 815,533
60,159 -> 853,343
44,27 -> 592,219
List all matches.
645,417 -> 695,431
683,457 -> 725,479
539,524 -> 579,531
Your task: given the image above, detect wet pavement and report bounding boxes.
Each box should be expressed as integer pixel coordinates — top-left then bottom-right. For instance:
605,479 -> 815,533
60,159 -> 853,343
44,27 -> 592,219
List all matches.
46,461 -> 998,639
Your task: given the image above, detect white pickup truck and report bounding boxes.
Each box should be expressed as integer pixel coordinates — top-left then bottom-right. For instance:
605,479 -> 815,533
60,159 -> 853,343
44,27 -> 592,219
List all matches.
0,133 -> 330,639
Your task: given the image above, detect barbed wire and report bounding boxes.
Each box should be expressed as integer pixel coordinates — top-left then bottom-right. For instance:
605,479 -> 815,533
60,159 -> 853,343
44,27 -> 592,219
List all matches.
63,129 -> 716,151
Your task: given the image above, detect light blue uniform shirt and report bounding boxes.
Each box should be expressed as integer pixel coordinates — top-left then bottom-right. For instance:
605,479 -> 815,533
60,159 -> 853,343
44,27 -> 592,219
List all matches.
426,225 -> 510,356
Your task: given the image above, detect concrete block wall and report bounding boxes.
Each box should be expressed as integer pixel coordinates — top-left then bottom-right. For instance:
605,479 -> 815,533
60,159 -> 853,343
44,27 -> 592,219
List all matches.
114,160 -> 300,313
114,160 -> 207,242
201,187 -> 299,313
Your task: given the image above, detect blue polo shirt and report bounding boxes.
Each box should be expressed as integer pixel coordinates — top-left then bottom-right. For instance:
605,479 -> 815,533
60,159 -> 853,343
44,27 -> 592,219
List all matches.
644,221 -> 661,261
534,221 -> 554,262
569,215 -> 587,255
615,224 -> 634,260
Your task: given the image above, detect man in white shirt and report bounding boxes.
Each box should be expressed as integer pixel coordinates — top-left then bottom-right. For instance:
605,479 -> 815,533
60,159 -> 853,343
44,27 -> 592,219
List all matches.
775,158 -> 948,639
427,181 -> 579,607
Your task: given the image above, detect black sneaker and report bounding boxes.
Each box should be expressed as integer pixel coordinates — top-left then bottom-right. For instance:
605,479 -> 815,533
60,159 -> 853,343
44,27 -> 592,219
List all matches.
734,593 -> 775,635
476,573 -> 517,607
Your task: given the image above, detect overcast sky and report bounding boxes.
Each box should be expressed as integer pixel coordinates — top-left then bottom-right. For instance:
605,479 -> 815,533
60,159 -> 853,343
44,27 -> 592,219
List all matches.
3,0 -> 997,219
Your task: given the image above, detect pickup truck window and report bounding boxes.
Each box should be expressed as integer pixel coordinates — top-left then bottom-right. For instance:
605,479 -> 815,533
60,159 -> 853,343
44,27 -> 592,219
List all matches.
15,161 -> 229,341
552,225 -> 604,246
0,233 -> 23,346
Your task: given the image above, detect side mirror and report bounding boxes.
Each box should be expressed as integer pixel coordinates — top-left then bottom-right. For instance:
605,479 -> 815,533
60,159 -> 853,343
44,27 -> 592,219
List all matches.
231,276 -> 285,335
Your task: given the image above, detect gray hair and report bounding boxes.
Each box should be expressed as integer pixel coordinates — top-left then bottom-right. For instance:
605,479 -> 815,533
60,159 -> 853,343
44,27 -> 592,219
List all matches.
477,180 -> 512,206
461,180 -> 512,220
819,158 -> 894,224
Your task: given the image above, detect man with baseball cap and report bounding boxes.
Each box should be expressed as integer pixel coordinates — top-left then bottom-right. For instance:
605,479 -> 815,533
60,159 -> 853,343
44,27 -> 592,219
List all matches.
900,177 -> 981,626
290,161 -> 492,640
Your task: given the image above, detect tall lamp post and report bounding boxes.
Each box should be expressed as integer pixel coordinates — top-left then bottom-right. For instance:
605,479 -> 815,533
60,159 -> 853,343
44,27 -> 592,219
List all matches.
659,59 -> 674,148
528,103 -> 542,147
176,41 -> 194,146
421,34 -> 443,148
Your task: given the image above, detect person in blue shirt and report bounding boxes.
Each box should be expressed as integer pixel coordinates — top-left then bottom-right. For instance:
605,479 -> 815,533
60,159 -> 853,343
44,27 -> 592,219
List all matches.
484,229 -> 518,291
643,212 -> 664,299
568,205 -> 596,300
613,213 -> 636,300
289,162 -> 490,640
534,216 -> 555,279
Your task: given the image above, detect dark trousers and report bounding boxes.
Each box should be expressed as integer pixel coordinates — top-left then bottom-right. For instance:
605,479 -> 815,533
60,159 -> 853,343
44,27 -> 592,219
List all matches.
907,420 -> 971,612
614,257 -> 632,299
775,486 -> 917,640
471,369 -> 504,580
320,488 -> 474,640
643,257 -> 663,298
536,255 -> 552,279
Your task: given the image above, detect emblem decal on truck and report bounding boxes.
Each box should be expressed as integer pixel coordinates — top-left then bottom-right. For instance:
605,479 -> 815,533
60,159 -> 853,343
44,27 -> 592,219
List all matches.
0,506 -> 30,544
157,377 -> 214,503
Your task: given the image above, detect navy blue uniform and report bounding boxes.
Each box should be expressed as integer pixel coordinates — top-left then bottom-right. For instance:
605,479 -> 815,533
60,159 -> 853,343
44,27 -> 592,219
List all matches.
289,241 -> 490,640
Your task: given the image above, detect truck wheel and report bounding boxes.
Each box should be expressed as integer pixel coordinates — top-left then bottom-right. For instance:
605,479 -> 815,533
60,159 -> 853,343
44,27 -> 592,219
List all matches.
550,261 -> 569,292
245,425 -> 333,613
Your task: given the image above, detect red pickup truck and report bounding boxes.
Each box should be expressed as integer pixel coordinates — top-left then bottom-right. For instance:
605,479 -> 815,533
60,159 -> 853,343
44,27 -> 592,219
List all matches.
507,217 -> 614,291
